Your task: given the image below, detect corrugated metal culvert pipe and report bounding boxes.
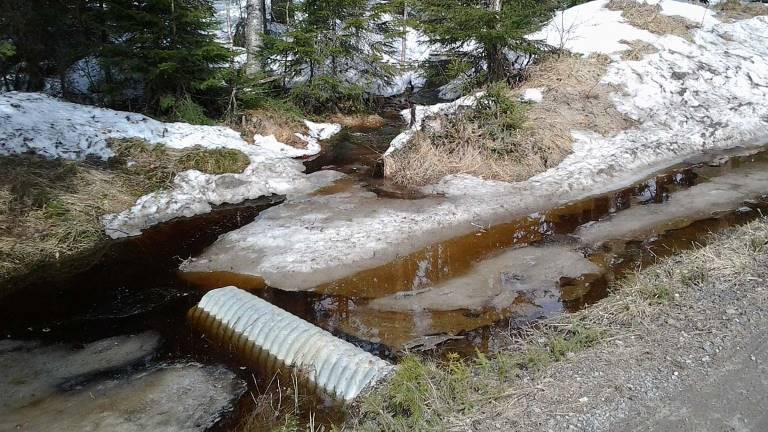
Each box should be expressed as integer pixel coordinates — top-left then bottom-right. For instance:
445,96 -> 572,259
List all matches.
188,286 -> 394,402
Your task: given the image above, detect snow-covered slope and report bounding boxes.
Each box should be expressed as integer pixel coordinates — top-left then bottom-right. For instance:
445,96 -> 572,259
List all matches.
184,2 -> 768,291
0,92 -> 341,238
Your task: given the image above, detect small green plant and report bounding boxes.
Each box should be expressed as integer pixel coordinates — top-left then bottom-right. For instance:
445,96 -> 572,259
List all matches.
475,82 -> 528,135
445,352 -> 472,407
272,414 -> 299,432
43,200 -> 68,219
386,355 -> 432,421
493,352 -> 523,381
678,264 -> 709,288
522,346 -> 552,373
547,324 -> 603,361
160,95 -> 214,125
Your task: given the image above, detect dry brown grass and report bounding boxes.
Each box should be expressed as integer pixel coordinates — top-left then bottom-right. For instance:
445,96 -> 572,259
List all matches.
716,0 -> 768,21
620,39 -> 659,61
330,113 -> 387,129
607,0 -> 699,40
0,141 -> 251,284
236,107 -> 308,148
385,53 -> 634,186
0,157 -> 134,282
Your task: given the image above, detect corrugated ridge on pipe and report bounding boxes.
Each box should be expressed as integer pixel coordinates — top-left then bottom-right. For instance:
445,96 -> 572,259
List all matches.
188,286 -> 394,402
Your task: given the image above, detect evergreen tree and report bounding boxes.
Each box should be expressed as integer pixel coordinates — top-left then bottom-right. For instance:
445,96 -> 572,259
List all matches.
261,0 -> 398,112
0,0 -> 98,93
98,0 -> 230,111
414,0 -> 552,82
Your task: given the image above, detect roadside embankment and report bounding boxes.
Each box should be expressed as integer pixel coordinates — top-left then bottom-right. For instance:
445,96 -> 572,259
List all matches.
347,218 -> 768,431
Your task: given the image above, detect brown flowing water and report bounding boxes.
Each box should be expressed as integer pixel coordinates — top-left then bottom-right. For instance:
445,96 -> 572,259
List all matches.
2,113 -> 768,430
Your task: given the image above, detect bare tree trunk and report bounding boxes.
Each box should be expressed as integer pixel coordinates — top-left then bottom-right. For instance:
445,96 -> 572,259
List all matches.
487,0 -> 503,81
400,2 -> 407,66
224,0 -> 233,43
245,0 -> 265,75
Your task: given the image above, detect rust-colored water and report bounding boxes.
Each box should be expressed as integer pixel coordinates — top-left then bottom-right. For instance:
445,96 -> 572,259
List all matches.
184,149 -> 768,350
3,126 -> 768,431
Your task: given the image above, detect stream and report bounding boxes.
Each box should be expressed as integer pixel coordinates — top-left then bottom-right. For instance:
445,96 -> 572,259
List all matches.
2,110 -> 768,430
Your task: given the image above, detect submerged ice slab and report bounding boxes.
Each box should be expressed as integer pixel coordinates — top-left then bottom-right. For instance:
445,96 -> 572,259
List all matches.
576,165 -> 768,244
369,245 -> 599,312
1,363 -> 244,432
0,332 -> 161,413
0,332 -> 244,431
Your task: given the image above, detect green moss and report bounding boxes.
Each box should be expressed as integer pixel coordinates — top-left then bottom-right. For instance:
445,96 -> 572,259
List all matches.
177,148 -> 251,174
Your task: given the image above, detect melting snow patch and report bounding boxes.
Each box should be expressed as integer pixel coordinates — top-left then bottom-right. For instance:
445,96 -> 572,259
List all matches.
521,88 -> 544,103
0,92 -> 342,238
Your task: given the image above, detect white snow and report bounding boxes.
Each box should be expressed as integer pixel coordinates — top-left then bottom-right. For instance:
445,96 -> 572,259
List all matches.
0,92 -> 342,238
370,26 -> 436,96
521,88 -> 544,103
184,4 -> 768,292
0,93 -> 252,160
304,120 -> 342,141
653,0 -> 718,25
528,0 -> 720,56
384,93 -> 483,156
529,0 -> 658,55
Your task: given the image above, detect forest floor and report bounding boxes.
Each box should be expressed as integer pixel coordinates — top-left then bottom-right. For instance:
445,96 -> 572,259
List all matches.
349,218 -> 768,432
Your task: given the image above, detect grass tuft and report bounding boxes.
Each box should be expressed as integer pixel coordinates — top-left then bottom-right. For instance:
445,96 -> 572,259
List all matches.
620,39 -> 659,61
109,139 -> 250,192
385,53 -> 632,186
234,102 -> 308,148
716,0 -> 768,21
0,140 -> 251,285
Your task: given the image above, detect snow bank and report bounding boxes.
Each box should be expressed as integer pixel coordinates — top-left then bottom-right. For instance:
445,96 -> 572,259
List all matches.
0,92 -> 254,160
528,0 -> 718,56
0,92 -> 342,238
384,93 -> 483,156
184,5 -> 768,291
521,88 -> 544,103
